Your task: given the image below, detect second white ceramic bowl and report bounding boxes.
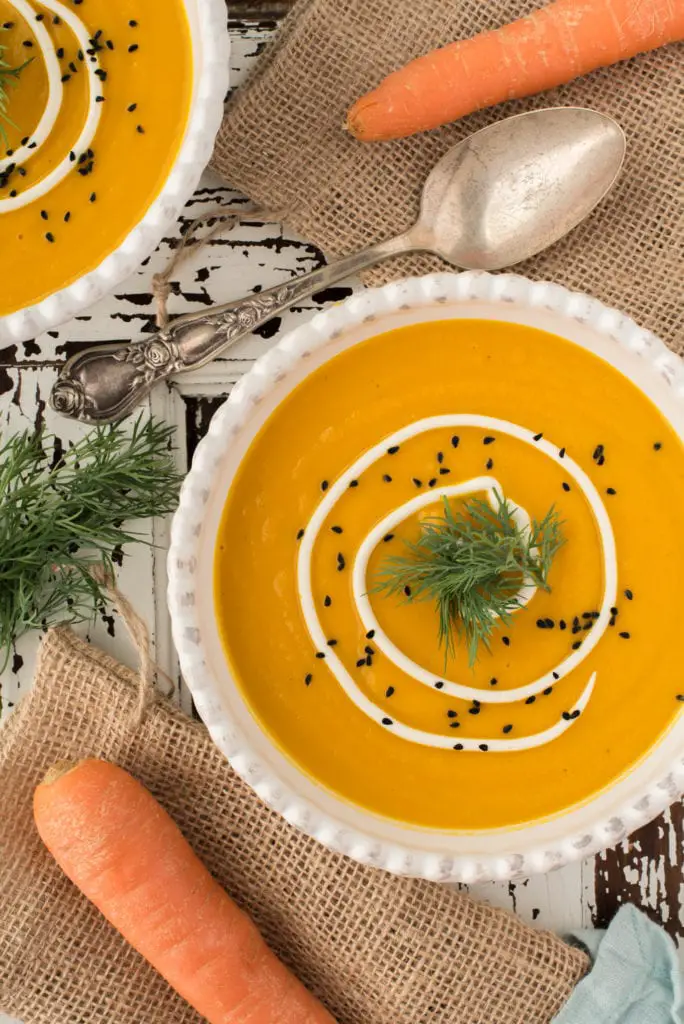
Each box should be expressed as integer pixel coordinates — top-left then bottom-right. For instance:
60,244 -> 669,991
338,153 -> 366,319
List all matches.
168,272 -> 684,883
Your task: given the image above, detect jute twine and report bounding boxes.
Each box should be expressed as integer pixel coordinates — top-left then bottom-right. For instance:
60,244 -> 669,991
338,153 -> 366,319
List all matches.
0,622 -> 589,1023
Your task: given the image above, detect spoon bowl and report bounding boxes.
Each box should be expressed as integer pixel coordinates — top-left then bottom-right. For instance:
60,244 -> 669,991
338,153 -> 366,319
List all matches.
414,108 -> 626,270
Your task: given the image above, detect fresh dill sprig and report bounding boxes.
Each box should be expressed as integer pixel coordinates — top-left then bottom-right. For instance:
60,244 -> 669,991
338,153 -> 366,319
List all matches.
0,31 -> 30,146
373,492 -> 565,666
0,417 -> 183,671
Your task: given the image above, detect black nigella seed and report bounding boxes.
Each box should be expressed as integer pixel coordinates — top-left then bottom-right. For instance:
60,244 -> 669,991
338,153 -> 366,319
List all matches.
60,73 -> 71,83
451,435 -> 460,448
479,744 -> 489,752
387,445 -> 400,455
572,641 -> 582,650
305,673 -> 312,685
356,658 -> 366,668
450,721 -> 460,729
364,645 -> 375,656
56,46 -> 64,57
129,19 -> 138,26
654,442 -> 662,451
502,636 -> 510,647
336,553 -> 345,571
428,478 -> 437,487
331,525 -> 343,534
404,585 -> 412,597
437,451 -> 444,463
533,432 -> 543,441
324,595 -> 332,607
447,710 -> 458,718
385,686 -> 395,698
23,40 -> 33,48
315,651 -> 325,660
366,630 -> 375,639
619,631 -> 631,639
486,458 -> 494,470
326,639 -> 337,647
553,672 -> 560,680
320,480 -> 329,491
382,474 -> 392,483
412,478 -> 422,488
69,61 -> 77,73
483,436 -> 495,445
64,211 -> 71,222
296,528 -> 304,540
128,43 -> 139,52
453,743 -> 464,750
543,687 -> 553,695
439,467 -> 450,475
434,681 -> 444,690
525,696 -> 536,705
127,102 -> 138,112
562,482 -> 571,492
40,210 -> 48,220
106,39 -> 114,50
349,479 -> 358,488
381,717 -> 393,726
624,589 -> 633,600
559,619 -> 567,630
559,447 -> 566,459
503,724 -> 513,734
45,232 -> 55,243
490,677 -> 498,686
469,705 -> 481,715
606,487 -> 616,495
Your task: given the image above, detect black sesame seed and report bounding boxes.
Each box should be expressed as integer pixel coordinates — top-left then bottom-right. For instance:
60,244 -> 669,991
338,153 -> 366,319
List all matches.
330,525 -> 343,534
349,479 -> 358,488
559,619 -> 567,630
385,686 -> 395,698
8,190 -> 16,197
387,445 -> 400,454
447,710 -> 458,718
129,18 -> 139,26
562,711 -> 572,721
619,631 -> 631,639
562,482 -> 571,492
486,458 -> 494,470
533,432 -> 543,441
382,474 -> 392,483
536,618 -> 547,629
597,454 -> 605,466
610,606 -> 618,616
490,677 -> 498,686
483,436 -> 495,445
136,124 -> 145,134
572,640 -> 582,650
624,589 -> 633,600
609,616 -> 616,627
439,467 -> 450,475
479,744 -> 489,752
502,636 -> 510,646
503,724 -> 513,734
559,447 -> 566,459
469,705 -> 481,715
654,442 -> 662,451
320,480 -> 328,491
473,699 -> 481,707
40,210 -> 48,220
525,696 -> 536,705
296,528 -> 304,540
23,39 -> 34,47
449,721 -> 460,729
326,639 -> 337,647
69,61 -> 77,73
403,585 -> 412,597
428,478 -> 437,487
366,630 -> 375,639
582,622 -> 593,631
543,687 -> 553,695
593,444 -> 604,460
304,673 -> 312,685
437,451 -> 444,463
552,672 -> 560,680
69,151 -> 76,162
434,681 -> 444,690
324,595 -> 332,607
606,487 -> 616,495
336,553 -> 345,571
451,435 -> 460,448
45,232 -> 54,243
381,717 -> 393,726
582,611 -> 593,619
364,646 -> 375,656
383,533 -> 394,543
412,478 -> 422,488
60,73 -> 71,83
106,39 -> 114,50
570,709 -> 580,719
356,658 -> 366,668
127,102 -> 138,112
453,743 -> 464,750
315,651 -> 325,659
365,655 -> 372,666
89,192 -> 96,205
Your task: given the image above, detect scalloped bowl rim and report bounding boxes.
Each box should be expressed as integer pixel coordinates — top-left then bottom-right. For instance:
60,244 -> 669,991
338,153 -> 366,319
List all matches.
0,0 -> 230,345
168,271 -> 684,883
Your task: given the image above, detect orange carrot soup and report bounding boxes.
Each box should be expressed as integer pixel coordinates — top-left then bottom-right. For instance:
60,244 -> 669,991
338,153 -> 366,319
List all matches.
0,0 -> 192,313
214,320 -> 684,831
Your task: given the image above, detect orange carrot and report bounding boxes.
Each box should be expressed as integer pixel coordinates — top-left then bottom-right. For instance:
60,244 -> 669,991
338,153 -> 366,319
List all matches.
34,759 -> 335,1024
347,0 -> 684,140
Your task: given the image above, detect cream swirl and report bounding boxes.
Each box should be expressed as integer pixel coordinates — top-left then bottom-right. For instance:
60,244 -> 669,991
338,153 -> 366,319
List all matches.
0,0 -> 103,211
297,415 -> 617,752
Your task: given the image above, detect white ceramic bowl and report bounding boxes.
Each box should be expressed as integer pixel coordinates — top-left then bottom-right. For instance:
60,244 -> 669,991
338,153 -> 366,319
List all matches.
0,0 -> 229,345
168,272 -> 684,883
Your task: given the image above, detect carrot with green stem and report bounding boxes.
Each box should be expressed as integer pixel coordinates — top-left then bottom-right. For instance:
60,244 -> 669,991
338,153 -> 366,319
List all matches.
34,758 -> 335,1024
347,0 -> 684,141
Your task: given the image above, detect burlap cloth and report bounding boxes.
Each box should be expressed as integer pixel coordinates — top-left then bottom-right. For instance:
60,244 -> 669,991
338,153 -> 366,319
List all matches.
212,0 -> 683,349
0,628 -> 588,1023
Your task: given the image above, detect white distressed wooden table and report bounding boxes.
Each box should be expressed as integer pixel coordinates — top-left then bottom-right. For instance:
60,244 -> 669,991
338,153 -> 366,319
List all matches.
1,9 -> 681,1021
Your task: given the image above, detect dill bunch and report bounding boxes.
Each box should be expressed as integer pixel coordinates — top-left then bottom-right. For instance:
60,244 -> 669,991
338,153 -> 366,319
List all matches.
0,417 -> 183,671
374,492 -> 565,666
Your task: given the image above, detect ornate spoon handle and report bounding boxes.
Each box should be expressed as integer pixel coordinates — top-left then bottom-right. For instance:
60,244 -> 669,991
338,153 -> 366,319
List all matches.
50,236 -> 411,424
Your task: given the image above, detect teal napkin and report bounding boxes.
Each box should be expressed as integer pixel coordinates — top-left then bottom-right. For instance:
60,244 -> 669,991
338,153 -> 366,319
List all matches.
553,904 -> 683,1023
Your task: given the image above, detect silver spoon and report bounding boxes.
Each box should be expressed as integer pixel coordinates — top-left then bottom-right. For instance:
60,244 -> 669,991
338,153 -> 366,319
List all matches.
50,107 -> 625,424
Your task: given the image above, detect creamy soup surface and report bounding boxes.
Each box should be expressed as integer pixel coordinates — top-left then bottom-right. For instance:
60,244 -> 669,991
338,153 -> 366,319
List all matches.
215,320 -> 684,831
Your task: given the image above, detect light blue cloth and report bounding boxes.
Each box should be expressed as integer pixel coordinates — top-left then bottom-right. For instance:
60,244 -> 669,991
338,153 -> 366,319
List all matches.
553,904 -> 683,1023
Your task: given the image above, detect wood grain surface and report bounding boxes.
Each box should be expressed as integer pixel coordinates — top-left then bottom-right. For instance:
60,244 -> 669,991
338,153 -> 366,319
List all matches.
0,15 -> 681,1024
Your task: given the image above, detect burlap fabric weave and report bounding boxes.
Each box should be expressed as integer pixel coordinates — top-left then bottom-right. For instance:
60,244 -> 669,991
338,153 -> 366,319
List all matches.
212,0 -> 683,348
0,628 -> 588,1023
